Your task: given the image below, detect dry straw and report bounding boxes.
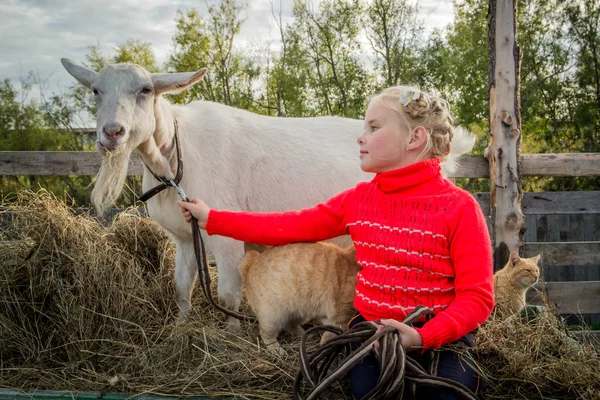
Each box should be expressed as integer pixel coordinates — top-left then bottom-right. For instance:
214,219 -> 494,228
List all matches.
1,190 -> 598,399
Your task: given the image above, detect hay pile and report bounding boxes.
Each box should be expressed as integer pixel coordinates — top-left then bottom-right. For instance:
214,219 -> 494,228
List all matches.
1,190 -> 599,399
0,190 -> 305,399
476,309 -> 599,400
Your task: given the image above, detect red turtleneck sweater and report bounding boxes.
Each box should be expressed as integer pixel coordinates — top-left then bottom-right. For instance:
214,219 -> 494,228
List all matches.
206,158 -> 494,349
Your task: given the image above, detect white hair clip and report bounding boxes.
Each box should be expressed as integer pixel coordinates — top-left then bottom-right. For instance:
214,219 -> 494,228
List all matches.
399,90 -> 421,106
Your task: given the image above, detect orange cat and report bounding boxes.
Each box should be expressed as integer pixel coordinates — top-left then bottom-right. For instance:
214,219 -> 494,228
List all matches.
493,252 -> 541,314
239,242 -> 360,355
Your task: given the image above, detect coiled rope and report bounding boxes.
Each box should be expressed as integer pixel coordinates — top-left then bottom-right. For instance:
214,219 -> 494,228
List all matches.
293,306 -> 478,400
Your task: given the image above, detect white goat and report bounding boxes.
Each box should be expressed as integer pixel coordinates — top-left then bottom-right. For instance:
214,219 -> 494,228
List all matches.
61,59 -> 475,329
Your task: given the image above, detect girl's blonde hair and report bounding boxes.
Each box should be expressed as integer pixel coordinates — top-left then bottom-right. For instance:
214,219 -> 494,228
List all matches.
369,85 -> 454,161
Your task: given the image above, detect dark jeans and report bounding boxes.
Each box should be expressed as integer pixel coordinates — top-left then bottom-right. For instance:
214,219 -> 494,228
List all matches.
347,314 -> 479,400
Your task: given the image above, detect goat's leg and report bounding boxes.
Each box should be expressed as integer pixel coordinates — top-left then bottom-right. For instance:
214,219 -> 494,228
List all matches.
174,240 -> 198,319
211,237 -> 244,331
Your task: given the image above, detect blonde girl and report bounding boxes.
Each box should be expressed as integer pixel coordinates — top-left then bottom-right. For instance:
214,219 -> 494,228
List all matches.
178,86 -> 494,399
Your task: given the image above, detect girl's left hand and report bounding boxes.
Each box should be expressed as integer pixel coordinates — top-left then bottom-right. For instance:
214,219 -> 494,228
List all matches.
377,319 -> 423,352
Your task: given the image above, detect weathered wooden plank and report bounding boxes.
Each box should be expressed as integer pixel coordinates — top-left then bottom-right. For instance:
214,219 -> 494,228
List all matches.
521,153 -> 600,176
0,152 -> 486,177
524,213 -> 537,243
546,215 -> 561,242
453,154 -> 600,178
453,155 -> 489,178
473,192 -> 600,216
472,193 -> 490,216
0,151 -> 144,176
536,215 -> 549,242
488,0 -> 524,270
528,281 -> 600,314
557,214 -> 569,241
522,191 -> 600,214
568,214 -> 584,242
583,214 -> 600,241
523,242 -> 600,267
2,152 -> 600,178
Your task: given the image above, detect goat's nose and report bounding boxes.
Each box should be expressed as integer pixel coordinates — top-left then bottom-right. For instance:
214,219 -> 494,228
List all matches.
103,123 -> 125,138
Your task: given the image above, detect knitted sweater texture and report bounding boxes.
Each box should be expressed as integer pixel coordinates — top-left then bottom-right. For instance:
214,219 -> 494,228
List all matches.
207,158 -> 494,349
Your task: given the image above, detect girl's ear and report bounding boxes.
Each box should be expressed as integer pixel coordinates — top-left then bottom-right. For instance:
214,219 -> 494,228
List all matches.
408,126 -> 428,151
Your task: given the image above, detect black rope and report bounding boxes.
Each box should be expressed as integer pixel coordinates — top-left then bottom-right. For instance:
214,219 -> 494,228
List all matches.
293,307 -> 478,400
190,215 -> 256,323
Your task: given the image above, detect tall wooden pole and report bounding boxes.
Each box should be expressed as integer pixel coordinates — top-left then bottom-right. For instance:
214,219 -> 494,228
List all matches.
487,0 -> 525,271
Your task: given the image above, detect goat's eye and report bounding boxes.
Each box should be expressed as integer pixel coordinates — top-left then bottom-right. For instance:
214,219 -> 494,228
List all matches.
93,88 -> 99,95
141,87 -> 153,95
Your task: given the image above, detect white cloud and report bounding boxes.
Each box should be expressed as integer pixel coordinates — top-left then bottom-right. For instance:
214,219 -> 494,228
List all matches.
0,0 -> 453,99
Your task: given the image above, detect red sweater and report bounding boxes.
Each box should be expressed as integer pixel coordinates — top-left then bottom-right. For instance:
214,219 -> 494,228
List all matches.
207,158 -> 494,349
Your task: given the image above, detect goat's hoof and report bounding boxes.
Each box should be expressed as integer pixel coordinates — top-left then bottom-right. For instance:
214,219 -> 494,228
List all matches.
225,317 -> 241,332
175,313 -> 190,326
267,344 -> 288,357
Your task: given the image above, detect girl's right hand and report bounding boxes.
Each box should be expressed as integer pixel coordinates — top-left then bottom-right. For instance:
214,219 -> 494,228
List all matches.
177,198 -> 211,229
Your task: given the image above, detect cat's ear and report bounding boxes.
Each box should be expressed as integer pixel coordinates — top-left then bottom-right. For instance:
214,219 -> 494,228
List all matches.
509,252 -> 520,267
533,254 -> 542,264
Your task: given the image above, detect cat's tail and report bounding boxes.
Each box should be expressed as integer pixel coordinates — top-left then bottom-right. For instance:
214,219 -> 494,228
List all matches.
239,243 -> 270,279
441,126 -> 477,178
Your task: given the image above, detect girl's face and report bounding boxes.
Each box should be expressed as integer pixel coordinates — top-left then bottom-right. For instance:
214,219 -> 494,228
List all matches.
357,102 -> 413,173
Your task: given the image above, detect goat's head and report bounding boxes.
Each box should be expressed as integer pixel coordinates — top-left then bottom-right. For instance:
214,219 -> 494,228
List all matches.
60,59 -> 207,213
61,59 -> 206,153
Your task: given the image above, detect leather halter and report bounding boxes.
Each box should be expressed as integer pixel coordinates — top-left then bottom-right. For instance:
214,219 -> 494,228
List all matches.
138,120 -> 184,203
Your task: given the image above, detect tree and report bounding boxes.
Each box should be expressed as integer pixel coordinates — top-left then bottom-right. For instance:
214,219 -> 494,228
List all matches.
364,0 -> 423,89
255,2 -> 313,117
517,0 -> 599,190
293,0 -> 370,118
0,77 -> 93,204
566,0 -> 600,152
167,2 -> 260,110
113,39 -> 159,72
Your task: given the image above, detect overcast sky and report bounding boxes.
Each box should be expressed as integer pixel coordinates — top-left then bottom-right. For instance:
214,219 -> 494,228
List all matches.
0,0 -> 454,100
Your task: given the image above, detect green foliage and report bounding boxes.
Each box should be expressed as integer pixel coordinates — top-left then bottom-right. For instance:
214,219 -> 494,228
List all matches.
365,0 -> 423,89
291,0 -> 371,118
0,77 -> 94,204
166,2 -> 259,110
113,39 -> 159,71
257,12 -> 313,116
2,0 -> 600,204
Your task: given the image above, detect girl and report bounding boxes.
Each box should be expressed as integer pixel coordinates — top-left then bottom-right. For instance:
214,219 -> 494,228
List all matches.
178,86 -> 494,399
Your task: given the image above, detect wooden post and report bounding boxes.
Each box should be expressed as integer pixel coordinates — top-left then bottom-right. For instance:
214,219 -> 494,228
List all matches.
487,0 -> 525,271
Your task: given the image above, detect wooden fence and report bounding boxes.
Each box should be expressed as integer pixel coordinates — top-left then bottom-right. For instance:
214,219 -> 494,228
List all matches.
1,151 -> 600,338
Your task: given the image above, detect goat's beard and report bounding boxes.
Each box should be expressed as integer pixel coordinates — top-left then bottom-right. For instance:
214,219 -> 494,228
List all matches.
91,145 -> 132,215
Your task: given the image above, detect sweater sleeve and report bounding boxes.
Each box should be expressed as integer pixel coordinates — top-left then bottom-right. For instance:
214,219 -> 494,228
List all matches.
415,193 -> 495,349
205,188 -> 354,246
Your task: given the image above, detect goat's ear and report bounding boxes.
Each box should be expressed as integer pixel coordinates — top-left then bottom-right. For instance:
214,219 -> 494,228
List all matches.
151,69 -> 208,95
61,58 -> 98,88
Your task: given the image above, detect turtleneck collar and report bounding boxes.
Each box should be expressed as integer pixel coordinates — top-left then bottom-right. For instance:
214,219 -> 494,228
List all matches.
372,158 -> 444,193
